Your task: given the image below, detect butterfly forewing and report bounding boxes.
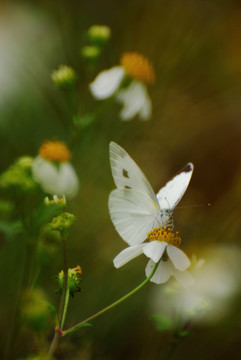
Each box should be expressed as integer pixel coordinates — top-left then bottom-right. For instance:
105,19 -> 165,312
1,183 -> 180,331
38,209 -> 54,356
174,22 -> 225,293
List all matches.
109,142 -> 158,205
156,163 -> 194,211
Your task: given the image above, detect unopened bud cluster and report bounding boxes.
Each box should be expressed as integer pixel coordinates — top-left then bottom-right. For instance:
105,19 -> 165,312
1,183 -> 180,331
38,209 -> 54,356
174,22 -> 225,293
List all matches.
50,212 -> 76,233
82,25 -> 111,62
0,156 -> 38,193
51,65 -> 77,89
55,265 -> 83,297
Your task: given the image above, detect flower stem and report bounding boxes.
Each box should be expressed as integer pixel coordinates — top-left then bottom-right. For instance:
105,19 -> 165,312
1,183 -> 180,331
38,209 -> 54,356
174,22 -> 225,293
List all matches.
62,262 -> 160,337
61,288 -> 70,329
58,236 -> 68,327
47,235 -> 69,358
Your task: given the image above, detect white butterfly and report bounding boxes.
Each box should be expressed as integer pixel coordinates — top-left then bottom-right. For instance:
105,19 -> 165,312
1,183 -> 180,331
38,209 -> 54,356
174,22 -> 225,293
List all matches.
108,141 -> 194,246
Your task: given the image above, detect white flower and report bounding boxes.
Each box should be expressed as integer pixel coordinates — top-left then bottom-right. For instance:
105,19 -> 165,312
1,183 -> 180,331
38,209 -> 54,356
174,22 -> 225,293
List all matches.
113,228 -> 193,288
32,141 -> 79,200
89,52 -> 154,121
149,246 -> 241,325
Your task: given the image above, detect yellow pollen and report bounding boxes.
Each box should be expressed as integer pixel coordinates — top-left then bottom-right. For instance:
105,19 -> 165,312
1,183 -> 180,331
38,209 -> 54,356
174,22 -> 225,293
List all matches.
120,52 -> 155,84
39,140 -> 71,162
147,227 -> 182,247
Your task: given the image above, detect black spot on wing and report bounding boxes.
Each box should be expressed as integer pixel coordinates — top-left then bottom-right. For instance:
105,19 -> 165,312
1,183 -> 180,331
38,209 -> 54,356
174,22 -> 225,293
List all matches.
175,162 -> 193,175
125,185 -> 131,189
122,169 -> 129,178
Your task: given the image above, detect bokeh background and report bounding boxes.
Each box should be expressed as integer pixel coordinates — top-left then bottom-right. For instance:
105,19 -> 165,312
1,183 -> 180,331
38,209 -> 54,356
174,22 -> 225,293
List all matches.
0,0 -> 241,359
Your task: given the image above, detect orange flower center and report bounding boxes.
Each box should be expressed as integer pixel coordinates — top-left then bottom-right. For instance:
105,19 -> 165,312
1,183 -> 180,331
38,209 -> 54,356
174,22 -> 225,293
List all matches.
39,141 -> 71,162
147,227 -> 182,247
120,52 -> 155,84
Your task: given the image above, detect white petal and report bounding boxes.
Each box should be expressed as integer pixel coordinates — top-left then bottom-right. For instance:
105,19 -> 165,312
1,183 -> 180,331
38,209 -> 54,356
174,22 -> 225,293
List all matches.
139,89 -> 152,120
89,66 -> 125,99
167,245 -> 191,271
113,245 -> 144,268
116,81 -> 151,121
32,157 -> 79,199
142,241 -> 167,263
57,163 -> 79,199
145,259 -> 173,284
173,269 -> 194,288
32,156 -> 59,193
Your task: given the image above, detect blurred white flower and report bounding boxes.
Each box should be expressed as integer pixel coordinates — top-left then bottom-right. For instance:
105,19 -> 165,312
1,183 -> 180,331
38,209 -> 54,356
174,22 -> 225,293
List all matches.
149,246 -> 241,325
114,227 -> 193,287
32,141 -> 79,200
89,52 -> 155,121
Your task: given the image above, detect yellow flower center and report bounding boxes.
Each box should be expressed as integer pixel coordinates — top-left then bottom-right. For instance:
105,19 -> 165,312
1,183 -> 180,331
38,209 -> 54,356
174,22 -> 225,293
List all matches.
147,227 -> 182,247
120,52 -> 155,84
39,141 -> 71,162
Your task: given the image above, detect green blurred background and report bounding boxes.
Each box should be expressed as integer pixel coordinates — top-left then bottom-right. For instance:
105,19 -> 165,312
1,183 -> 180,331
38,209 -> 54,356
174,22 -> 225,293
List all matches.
0,0 -> 241,359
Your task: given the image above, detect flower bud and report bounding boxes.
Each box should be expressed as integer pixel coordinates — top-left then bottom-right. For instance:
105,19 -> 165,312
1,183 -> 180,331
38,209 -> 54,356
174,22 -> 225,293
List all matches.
0,156 -> 38,193
87,25 -> 111,46
81,45 -> 101,61
51,65 -> 77,89
50,212 -> 76,233
55,265 -> 83,297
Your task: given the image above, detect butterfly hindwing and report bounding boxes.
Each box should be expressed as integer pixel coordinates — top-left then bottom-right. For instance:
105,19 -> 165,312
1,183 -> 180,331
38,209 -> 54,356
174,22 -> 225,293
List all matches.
109,188 -> 159,245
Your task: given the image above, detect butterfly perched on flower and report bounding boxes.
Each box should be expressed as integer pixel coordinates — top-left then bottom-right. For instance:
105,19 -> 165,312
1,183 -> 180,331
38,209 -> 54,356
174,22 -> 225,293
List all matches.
108,142 -> 194,286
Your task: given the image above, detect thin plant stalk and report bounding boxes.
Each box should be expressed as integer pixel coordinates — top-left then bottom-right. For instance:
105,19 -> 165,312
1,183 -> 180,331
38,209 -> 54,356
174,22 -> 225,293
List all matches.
47,235 -> 69,358
62,261 -> 160,336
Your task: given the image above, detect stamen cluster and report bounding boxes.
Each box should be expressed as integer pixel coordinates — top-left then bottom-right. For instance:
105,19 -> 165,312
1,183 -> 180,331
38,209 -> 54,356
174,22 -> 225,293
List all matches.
147,227 -> 182,247
39,141 -> 71,162
120,52 -> 155,84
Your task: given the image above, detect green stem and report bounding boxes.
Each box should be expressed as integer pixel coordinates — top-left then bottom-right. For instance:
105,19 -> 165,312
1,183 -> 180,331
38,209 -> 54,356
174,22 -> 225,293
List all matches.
62,262 -> 160,337
58,236 -> 68,327
60,288 -> 70,329
47,235 -> 69,358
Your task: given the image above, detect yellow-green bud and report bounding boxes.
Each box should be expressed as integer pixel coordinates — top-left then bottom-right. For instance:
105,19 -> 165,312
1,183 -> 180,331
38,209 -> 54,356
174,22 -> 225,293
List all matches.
18,156 -> 34,169
81,45 -> 101,61
87,25 -> 111,45
50,212 -> 76,233
0,156 -> 38,193
55,265 -> 82,297
21,289 -> 51,333
51,65 -> 77,89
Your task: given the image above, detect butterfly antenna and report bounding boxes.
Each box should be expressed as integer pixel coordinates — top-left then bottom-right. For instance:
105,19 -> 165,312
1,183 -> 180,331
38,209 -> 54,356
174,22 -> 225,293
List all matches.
176,203 -> 211,209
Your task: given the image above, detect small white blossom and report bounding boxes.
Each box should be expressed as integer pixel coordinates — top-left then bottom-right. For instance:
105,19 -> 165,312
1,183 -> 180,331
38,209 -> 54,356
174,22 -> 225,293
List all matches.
90,52 -> 154,121
32,141 -> 79,200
